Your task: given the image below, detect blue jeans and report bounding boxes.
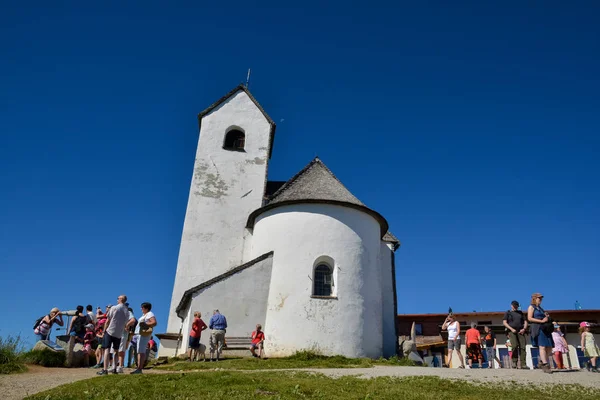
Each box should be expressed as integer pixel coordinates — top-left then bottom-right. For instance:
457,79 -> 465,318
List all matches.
35,333 -> 49,341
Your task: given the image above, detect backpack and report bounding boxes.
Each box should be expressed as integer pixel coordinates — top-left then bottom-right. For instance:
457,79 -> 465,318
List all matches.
72,314 -> 90,335
536,306 -> 554,336
33,315 -> 48,331
129,317 -> 138,333
151,341 -> 158,352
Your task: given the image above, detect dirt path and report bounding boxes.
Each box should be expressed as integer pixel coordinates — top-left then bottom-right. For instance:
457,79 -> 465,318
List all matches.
1,365 -> 599,400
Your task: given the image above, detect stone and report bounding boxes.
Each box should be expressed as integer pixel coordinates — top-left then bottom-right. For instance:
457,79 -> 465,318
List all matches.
55,335 -> 87,368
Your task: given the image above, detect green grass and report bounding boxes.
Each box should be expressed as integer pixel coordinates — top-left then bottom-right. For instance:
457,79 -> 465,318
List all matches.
157,351 -> 418,371
0,335 -> 27,374
20,349 -> 67,368
27,371 -> 600,400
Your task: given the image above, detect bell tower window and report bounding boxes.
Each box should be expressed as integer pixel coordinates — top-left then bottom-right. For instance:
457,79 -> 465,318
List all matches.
223,129 -> 245,151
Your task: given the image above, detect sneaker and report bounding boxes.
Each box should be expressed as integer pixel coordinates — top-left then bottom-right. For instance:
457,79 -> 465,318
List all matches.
130,369 -> 142,375
110,369 -> 118,375
92,363 -> 102,369
96,370 -> 108,376
116,366 -> 124,374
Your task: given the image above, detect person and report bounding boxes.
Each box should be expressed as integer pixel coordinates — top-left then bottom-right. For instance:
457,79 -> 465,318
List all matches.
505,338 -> 513,360
116,307 -> 136,373
441,314 -> 465,368
97,295 -> 135,376
465,322 -> 483,368
250,324 -> 265,358
69,305 -> 89,340
33,307 -> 64,341
145,336 -> 158,367
580,322 -> 599,372
503,300 -> 528,369
551,324 -> 568,370
97,305 -> 110,328
130,302 -> 157,374
527,293 -> 554,373
83,324 -> 96,367
483,326 -> 502,369
209,309 -> 227,362
93,325 -> 105,368
86,305 -> 98,326
188,311 -> 208,362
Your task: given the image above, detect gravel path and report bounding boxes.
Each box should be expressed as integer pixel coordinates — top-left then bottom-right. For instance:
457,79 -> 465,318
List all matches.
1,365 -> 598,399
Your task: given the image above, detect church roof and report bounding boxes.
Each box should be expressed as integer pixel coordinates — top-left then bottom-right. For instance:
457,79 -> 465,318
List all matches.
197,84 -> 277,158
175,251 -> 274,319
248,158 -> 398,244
266,157 -> 364,206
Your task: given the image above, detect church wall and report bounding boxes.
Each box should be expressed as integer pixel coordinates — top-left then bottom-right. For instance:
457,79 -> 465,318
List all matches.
166,90 -> 272,332
380,242 -> 397,357
250,203 -> 384,358
174,256 -> 273,356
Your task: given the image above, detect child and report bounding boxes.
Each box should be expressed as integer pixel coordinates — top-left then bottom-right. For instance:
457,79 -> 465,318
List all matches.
93,326 -> 105,368
580,322 -> 599,372
83,324 -> 96,367
551,324 -> 568,369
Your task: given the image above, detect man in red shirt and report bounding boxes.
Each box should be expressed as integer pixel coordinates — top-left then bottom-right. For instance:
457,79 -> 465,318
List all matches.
250,324 -> 265,358
465,322 -> 484,368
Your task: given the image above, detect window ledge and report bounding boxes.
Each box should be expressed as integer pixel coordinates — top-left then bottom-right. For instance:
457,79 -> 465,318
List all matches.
311,295 -> 338,300
222,147 -> 246,152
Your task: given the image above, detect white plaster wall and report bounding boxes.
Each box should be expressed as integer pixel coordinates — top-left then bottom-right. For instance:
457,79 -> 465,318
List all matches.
250,203 -> 384,358
380,243 -> 396,357
166,90 -> 271,332
176,256 -> 273,354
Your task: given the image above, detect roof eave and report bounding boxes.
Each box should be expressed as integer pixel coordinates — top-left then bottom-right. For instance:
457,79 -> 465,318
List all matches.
246,199 -> 390,239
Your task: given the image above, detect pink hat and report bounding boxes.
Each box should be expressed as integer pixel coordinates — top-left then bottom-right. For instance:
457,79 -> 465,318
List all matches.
580,322 -> 590,328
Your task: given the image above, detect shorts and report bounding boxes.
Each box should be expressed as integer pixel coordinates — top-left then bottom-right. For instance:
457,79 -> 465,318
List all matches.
135,334 -> 151,354
119,332 -> 130,352
102,334 -> 121,351
189,336 -> 201,349
467,344 -> 483,360
448,337 -> 461,350
251,342 -> 263,349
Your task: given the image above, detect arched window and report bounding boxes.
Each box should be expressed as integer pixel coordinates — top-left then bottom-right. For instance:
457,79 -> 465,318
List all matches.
223,129 -> 245,151
313,264 -> 333,297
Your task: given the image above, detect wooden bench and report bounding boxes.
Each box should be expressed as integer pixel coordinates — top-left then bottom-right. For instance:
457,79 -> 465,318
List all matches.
223,336 -> 252,350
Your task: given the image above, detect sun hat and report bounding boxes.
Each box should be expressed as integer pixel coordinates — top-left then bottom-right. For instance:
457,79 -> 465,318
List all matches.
553,323 -> 560,329
580,322 -> 590,328
106,304 -> 113,308
85,324 -> 94,330
531,292 -> 544,298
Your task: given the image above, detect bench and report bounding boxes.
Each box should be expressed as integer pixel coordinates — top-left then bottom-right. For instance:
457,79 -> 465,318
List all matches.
224,336 -> 252,350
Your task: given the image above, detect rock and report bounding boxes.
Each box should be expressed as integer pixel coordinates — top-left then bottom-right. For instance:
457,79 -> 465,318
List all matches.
55,335 -> 87,368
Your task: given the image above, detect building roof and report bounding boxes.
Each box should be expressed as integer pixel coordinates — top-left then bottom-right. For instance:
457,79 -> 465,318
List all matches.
175,251 -> 274,319
197,84 -> 277,159
247,157 -> 397,242
397,309 -> 600,319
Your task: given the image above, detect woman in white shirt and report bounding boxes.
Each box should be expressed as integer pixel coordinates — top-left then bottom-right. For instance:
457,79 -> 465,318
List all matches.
442,314 -> 465,368
130,302 -> 157,374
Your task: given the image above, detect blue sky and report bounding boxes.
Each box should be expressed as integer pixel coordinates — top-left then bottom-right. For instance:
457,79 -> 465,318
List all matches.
1,2 -> 599,346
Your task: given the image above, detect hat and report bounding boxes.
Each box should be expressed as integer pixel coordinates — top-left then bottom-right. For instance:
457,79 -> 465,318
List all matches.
106,304 -> 113,308
553,323 -> 560,329
580,322 -> 590,328
531,292 -> 544,298
511,300 -> 520,308
85,324 -> 94,330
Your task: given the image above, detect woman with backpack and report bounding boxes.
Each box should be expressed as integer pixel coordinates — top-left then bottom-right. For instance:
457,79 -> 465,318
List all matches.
33,307 -> 64,341
527,292 -> 554,373
69,305 -> 89,340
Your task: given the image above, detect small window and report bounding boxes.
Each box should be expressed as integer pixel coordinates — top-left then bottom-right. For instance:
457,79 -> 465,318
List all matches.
415,323 -> 423,336
313,264 -> 333,297
224,129 -> 245,151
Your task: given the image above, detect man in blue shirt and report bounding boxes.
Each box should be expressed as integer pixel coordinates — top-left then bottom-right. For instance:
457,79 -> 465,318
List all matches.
208,309 -> 227,361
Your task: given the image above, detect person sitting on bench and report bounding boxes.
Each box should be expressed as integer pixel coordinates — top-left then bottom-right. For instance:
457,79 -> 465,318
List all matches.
250,324 -> 265,358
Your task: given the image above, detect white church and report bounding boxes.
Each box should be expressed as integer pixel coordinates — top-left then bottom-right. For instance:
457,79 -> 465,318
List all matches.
158,85 -> 400,359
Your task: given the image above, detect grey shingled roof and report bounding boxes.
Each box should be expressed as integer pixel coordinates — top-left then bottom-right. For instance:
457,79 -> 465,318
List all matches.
383,231 -> 401,250
267,157 -> 364,206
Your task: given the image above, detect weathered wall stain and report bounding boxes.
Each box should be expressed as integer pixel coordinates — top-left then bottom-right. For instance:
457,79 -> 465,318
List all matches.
192,162 -> 229,198
245,157 -> 266,165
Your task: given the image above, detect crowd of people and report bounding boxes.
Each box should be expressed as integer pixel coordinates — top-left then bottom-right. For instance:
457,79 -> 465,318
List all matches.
442,293 -> 599,373
186,309 -> 265,362
33,294 -> 158,375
